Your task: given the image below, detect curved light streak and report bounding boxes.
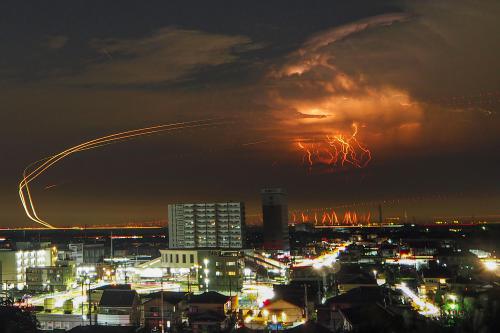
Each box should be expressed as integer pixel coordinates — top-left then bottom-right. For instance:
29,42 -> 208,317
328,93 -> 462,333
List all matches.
19,119 -> 222,229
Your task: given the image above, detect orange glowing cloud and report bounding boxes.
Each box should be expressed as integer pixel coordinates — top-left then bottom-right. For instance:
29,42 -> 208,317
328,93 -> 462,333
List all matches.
264,13 -> 424,166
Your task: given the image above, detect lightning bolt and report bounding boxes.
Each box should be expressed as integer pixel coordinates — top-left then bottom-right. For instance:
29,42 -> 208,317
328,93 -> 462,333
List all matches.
296,123 -> 371,170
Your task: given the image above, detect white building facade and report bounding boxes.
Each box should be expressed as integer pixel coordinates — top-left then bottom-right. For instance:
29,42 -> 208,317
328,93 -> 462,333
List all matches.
168,202 -> 244,249
0,248 -> 54,290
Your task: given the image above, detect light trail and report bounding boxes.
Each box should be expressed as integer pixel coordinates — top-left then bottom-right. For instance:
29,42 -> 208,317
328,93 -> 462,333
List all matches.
293,242 -> 348,268
296,123 -> 371,170
397,283 -> 440,317
19,119 -> 223,229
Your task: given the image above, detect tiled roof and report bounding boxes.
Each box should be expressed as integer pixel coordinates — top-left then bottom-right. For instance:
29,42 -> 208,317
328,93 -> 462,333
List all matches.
189,291 -> 230,304
99,289 -> 137,307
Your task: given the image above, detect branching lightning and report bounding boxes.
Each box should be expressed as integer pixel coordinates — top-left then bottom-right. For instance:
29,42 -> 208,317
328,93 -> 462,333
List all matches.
19,119 -> 222,229
296,123 -> 371,170
291,209 -> 371,226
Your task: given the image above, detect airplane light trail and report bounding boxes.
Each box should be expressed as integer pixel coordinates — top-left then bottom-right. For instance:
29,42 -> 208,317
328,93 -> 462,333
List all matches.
296,123 -> 371,170
19,119 -> 222,229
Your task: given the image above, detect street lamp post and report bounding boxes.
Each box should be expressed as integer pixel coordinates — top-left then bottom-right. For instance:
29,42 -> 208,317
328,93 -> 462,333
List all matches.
161,276 -> 164,333
203,259 -> 209,292
86,278 -> 92,326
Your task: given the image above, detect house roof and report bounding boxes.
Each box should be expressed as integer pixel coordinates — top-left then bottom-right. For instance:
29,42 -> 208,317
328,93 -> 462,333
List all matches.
236,321 -> 331,333
325,286 -> 384,305
340,304 -> 396,327
337,274 -> 377,285
273,284 -> 318,307
190,291 -> 230,304
421,266 -> 452,278
93,284 -> 131,291
263,299 -> 301,310
99,289 -> 138,307
68,325 -> 137,333
142,291 -> 187,305
286,321 -> 332,333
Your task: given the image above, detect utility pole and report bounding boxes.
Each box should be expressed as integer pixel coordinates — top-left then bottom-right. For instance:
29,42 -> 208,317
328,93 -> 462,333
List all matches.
160,276 -> 164,333
88,280 -> 92,325
304,283 -> 308,322
81,278 -> 84,323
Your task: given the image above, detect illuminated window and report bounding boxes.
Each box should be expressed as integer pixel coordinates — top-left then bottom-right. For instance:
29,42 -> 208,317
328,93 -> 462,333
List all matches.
228,271 -> 236,276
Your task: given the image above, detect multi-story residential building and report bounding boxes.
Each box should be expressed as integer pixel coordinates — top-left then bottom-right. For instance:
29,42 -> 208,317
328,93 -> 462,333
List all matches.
0,247 -> 55,290
261,188 -> 290,252
159,249 -> 244,293
168,202 -> 244,249
26,265 -> 75,292
198,250 -> 244,293
59,243 -> 105,264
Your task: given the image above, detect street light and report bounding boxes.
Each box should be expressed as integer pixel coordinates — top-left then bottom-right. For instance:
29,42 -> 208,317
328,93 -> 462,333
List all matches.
203,259 -> 210,292
484,261 -> 497,271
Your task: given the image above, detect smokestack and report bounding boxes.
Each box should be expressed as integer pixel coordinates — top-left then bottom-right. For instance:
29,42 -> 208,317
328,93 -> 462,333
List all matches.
378,204 -> 383,224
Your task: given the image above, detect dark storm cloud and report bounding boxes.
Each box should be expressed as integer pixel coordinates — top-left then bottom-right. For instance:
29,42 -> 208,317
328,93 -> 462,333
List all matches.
43,35 -> 69,50
262,0 -> 500,156
327,0 -> 500,104
0,0 -> 499,228
65,28 -> 259,87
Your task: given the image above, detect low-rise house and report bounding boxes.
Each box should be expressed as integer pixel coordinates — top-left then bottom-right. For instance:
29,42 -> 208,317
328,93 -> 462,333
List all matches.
97,289 -> 140,326
337,274 -> 377,294
141,291 -> 188,332
339,304 -> 401,332
421,266 -> 452,292
91,284 -> 131,304
317,286 -> 389,331
188,291 -> 235,333
236,320 -> 331,333
37,313 -> 91,331
262,298 -> 304,328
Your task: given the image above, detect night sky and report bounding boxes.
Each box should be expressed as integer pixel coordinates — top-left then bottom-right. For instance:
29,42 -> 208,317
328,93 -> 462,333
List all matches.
1,0 -> 499,228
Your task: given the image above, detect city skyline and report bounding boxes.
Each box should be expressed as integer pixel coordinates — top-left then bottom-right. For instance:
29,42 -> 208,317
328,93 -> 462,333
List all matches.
1,0 -> 500,228
1,2 -> 500,333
